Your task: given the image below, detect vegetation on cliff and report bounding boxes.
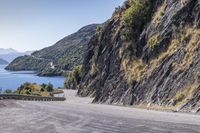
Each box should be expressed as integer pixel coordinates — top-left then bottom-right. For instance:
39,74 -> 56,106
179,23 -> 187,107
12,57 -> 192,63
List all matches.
64,65 -> 83,90
121,0 -> 152,41
67,0 -> 200,113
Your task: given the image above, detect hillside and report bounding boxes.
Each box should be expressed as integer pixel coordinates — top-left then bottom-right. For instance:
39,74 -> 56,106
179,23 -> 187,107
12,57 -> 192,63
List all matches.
0,58 -> 8,64
67,0 -> 200,113
6,24 -> 98,76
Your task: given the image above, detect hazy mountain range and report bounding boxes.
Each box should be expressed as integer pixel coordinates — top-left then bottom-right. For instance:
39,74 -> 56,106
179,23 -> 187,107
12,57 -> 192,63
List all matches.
0,58 -> 8,64
0,48 -> 33,62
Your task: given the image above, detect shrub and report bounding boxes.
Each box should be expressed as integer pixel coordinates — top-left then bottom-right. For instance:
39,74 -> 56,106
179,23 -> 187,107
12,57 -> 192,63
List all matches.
45,83 -> 54,92
121,0 -> 151,40
96,25 -> 102,33
64,65 -> 83,89
16,82 -> 54,96
4,89 -> 13,94
147,33 -> 161,48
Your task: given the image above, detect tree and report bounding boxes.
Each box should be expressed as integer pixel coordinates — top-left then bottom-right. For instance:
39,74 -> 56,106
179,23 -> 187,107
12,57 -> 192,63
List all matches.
4,89 -> 12,94
45,83 -> 54,92
64,65 -> 83,89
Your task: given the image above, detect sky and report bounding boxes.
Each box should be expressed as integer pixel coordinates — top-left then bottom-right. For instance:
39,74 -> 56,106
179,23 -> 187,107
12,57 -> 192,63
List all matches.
0,0 -> 124,52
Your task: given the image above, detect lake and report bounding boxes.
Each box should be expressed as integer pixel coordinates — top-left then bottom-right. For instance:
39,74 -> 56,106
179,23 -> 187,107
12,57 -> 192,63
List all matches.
0,65 -> 65,90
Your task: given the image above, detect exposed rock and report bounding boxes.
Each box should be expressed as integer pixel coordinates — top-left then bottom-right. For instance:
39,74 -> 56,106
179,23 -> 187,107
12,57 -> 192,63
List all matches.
74,0 -> 200,113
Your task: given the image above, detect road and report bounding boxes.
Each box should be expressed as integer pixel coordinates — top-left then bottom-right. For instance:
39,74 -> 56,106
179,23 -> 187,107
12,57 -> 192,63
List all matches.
0,90 -> 200,133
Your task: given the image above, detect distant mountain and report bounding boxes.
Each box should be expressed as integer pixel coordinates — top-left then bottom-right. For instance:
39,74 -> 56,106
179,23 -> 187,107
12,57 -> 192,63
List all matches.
6,24 -> 98,76
0,49 -> 33,62
0,58 -> 8,65
0,48 -> 18,55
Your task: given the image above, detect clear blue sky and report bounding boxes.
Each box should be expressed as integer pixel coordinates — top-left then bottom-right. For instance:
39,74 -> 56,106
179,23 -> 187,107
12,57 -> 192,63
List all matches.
0,0 -> 124,52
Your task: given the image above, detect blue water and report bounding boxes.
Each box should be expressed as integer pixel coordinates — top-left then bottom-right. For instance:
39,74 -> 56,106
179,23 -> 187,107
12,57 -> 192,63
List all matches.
0,65 -> 65,90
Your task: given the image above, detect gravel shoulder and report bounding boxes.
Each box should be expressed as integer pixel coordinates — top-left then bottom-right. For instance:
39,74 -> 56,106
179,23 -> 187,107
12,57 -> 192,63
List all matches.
0,90 -> 200,133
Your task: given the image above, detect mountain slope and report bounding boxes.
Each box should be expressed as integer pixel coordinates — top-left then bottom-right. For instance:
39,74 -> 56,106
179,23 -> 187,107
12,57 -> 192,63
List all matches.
6,24 -> 98,76
70,0 -> 200,113
0,58 -> 8,64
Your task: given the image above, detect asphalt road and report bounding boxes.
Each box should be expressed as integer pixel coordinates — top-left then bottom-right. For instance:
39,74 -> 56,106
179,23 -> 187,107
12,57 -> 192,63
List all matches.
0,90 -> 200,133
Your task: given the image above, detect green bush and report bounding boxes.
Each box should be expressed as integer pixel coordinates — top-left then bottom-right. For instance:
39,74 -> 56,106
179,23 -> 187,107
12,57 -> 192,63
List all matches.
122,0 -> 151,40
45,83 -> 54,92
148,33 -> 161,48
64,65 -> 83,89
96,25 -> 102,33
40,83 -> 54,92
122,44 -> 135,59
4,89 -> 13,94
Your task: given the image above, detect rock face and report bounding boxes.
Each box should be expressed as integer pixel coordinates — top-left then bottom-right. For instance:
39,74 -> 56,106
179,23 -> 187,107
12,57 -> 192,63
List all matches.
74,0 -> 200,112
6,24 -> 98,76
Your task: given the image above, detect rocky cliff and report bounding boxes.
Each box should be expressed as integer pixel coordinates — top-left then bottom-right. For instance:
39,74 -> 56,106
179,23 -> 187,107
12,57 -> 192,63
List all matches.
74,0 -> 200,113
6,24 -> 98,76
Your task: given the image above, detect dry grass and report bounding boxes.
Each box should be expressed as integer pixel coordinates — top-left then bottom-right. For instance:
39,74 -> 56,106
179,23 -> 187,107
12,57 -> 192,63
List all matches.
181,0 -> 189,6
123,25 -> 188,83
147,33 -> 161,48
40,91 -> 51,97
122,58 -> 146,84
122,25 -> 199,90
134,103 -> 176,111
173,28 -> 200,69
174,82 -> 200,106
90,63 -> 98,76
133,82 -> 199,110
122,35 -> 181,85
152,0 -> 167,25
